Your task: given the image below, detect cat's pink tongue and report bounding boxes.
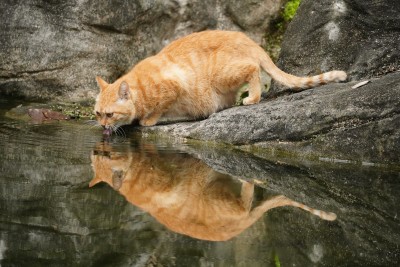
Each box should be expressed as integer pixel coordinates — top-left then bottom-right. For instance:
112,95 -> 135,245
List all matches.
103,128 -> 112,136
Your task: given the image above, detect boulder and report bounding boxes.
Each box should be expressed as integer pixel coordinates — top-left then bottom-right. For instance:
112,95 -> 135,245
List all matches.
274,0 -> 400,87
141,0 -> 400,163
0,0 -> 283,101
143,72 -> 400,164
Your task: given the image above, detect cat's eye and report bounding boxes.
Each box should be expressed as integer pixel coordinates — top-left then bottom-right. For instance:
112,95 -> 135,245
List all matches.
106,113 -> 113,118
95,111 -> 101,117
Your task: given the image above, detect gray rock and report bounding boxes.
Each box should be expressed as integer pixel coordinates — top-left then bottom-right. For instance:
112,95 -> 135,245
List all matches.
0,0 -> 282,101
275,0 -> 400,84
143,72 -> 400,163
225,0 -> 285,43
141,0 -> 400,163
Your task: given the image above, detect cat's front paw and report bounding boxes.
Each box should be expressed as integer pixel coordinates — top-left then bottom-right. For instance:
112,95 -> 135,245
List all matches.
140,118 -> 158,127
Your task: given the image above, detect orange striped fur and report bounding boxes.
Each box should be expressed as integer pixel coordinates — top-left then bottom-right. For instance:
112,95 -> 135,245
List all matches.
90,144 -> 337,241
95,30 -> 347,129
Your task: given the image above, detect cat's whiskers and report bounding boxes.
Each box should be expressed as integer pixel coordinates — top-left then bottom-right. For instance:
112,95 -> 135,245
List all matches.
86,120 -> 102,130
85,120 -> 99,126
112,125 -> 126,138
117,127 -> 127,138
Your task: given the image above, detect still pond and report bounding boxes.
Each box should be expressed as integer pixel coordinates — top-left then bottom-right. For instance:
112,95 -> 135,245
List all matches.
0,98 -> 399,266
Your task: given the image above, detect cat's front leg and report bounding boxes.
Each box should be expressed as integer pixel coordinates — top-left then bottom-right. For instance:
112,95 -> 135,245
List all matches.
139,80 -> 179,126
139,101 -> 172,126
139,112 -> 162,126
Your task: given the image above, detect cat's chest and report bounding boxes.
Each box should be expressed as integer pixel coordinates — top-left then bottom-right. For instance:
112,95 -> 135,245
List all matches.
152,190 -> 183,207
147,184 -> 198,208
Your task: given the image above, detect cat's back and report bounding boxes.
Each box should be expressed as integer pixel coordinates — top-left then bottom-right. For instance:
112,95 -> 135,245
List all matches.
132,30 -> 257,77
159,30 -> 256,57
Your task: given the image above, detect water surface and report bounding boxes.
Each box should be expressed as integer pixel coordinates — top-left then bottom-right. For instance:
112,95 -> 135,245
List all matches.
0,99 -> 399,266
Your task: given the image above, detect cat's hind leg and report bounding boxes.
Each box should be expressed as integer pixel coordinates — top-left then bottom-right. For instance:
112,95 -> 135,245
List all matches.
217,61 -> 262,106
242,66 -> 262,105
239,179 -> 254,211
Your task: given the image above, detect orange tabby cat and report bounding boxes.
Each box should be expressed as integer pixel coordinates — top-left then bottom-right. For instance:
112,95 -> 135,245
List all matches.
89,143 -> 337,241
95,30 -> 347,132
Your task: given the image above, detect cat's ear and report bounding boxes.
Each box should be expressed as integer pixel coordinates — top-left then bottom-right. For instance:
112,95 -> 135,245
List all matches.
119,81 -> 130,100
89,176 -> 102,187
96,76 -> 109,91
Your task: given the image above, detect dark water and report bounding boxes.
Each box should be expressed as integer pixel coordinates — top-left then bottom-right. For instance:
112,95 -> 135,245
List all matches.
1,99 -> 399,267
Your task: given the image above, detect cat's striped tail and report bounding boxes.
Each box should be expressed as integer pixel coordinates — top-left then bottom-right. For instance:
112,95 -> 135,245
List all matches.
259,195 -> 337,221
259,49 -> 347,89
286,197 -> 337,221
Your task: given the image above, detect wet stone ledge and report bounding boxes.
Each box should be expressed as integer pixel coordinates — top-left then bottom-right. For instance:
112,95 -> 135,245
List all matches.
141,72 -> 400,165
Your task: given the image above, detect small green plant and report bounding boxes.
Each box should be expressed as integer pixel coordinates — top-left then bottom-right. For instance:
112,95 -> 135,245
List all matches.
282,0 -> 301,22
274,252 -> 281,267
263,0 -> 301,62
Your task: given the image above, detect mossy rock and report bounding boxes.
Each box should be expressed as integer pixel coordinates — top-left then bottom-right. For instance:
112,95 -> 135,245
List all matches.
263,0 -> 301,62
6,101 -> 96,122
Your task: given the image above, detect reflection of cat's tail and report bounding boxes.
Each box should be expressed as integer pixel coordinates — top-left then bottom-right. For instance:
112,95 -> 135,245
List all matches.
285,198 -> 337,221
257,47 -> 347,89
235,194 -> 336,238
260,195 -> 337,221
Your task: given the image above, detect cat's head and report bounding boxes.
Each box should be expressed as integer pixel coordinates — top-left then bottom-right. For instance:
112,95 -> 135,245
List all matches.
89,143 -> 132,190
94,76 -> 137,134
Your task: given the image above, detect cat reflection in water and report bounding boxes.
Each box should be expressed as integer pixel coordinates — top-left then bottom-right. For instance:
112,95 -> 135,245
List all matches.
89,143 -> 336,241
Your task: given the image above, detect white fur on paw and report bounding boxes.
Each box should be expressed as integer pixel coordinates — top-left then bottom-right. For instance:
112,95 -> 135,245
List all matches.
243,97 -> 257,105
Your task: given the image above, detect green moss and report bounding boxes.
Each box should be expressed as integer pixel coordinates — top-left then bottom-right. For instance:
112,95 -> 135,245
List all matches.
263,0 -> 301,62
4,100 -> 96,122
50,100 -> 96,120
235,85 -> 249,106
282,0 -> 301,22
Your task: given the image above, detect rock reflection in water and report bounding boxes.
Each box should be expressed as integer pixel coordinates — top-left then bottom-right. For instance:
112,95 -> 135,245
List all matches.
89,142 -> 336,241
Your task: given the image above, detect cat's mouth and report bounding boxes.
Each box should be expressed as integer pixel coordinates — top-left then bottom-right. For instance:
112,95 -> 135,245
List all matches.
103,128 -> 113,137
